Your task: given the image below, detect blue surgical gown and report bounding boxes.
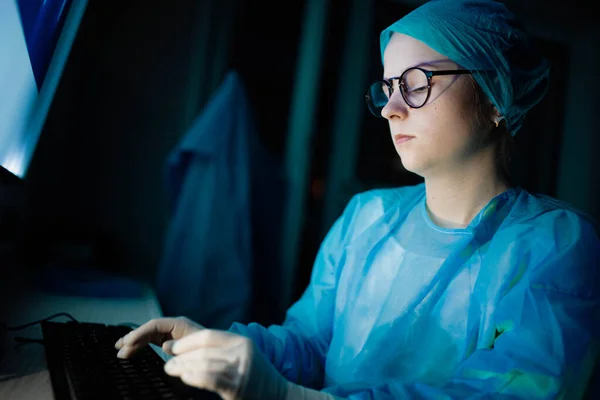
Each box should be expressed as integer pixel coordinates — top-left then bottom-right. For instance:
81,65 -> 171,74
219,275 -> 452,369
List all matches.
229,183 -> 600,399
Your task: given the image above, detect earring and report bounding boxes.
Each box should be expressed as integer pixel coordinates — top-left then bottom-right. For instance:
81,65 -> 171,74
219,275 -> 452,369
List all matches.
494,116 -> 505,128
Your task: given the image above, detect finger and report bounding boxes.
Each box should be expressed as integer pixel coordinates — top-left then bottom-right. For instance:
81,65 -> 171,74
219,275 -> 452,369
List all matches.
120,318 -> 181,347
171,329 -> 242,355
114,318 -> 184,358
165,356 -> 234,377
180,369 -> 240,400
115,337 -> 125,350
165,348 -> 248,399
162,339 -> 176,355
116,345 -> 138,359
165,347 -> 244,372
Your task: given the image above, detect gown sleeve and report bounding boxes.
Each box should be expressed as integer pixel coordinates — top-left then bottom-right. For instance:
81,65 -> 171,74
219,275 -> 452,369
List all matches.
229,194 -> 362,389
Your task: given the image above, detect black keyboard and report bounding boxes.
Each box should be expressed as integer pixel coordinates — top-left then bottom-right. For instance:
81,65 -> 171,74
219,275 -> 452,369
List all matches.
41,321 -> 220,400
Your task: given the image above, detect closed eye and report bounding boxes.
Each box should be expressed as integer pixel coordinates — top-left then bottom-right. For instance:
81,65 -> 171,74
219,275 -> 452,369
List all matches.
406,85 -> 428,93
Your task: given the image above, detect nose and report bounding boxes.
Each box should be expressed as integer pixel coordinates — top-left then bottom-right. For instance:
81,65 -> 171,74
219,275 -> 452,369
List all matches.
381,91 -> 409,120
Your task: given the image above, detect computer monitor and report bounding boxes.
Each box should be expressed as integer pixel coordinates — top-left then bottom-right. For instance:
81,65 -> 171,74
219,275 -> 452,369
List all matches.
0,0 -> 89,265
0,0 -> 89,181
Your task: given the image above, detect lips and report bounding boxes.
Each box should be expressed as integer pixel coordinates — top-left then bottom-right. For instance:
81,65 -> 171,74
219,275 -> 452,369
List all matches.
393,133 -> 415,144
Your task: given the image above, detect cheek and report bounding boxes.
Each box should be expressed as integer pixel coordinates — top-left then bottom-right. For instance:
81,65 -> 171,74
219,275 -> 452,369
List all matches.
431,91 -> 479,137
418,104 -> 479,157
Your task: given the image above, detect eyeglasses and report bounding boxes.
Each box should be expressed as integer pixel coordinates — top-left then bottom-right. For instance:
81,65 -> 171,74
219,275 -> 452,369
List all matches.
365,67 -> 472,117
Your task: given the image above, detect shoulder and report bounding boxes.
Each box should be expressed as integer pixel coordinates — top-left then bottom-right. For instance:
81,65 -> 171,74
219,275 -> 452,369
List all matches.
507,190 -> 599,245
504,189 -> 600,297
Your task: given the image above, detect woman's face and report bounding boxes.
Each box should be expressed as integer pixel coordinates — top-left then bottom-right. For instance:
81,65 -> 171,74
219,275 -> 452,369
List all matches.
382,33 -> 490,177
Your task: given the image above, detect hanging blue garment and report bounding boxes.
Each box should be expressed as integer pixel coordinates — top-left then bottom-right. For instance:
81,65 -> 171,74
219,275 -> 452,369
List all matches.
230,183 -> 600,399
156,70 -> 254,330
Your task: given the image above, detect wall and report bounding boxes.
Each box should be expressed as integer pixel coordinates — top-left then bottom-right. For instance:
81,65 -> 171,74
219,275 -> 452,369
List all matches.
21,0 -> 235,281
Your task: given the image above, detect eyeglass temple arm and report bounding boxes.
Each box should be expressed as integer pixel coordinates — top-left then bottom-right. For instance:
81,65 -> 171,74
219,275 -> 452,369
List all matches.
429,70 -> 472,77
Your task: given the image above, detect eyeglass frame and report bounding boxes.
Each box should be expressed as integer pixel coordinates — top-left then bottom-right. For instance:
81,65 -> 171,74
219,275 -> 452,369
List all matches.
365,67 -> 473,117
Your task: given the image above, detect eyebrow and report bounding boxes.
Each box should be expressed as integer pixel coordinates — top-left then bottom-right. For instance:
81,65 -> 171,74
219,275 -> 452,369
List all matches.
383,58 -> 457,80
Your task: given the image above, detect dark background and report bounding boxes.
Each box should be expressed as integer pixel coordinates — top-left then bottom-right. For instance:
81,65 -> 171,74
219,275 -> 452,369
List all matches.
2,0 -> 599,327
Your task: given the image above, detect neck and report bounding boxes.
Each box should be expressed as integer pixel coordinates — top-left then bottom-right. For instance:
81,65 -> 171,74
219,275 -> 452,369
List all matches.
423,154 -> 511,229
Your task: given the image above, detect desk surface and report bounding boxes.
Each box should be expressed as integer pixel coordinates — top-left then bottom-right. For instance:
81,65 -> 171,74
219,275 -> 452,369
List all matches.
0,270 -> 164,399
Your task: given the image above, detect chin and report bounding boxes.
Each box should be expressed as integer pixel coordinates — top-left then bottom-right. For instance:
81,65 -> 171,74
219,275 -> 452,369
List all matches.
397,152 -> 426,176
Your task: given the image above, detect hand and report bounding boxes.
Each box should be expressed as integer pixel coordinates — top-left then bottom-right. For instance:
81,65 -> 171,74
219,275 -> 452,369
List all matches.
116,319 -> 338,400
163,329 -> 288,400
114,316 -> 204,358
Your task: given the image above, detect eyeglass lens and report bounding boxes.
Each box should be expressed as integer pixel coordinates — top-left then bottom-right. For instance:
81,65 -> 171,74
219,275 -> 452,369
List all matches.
366,68 -> 429,116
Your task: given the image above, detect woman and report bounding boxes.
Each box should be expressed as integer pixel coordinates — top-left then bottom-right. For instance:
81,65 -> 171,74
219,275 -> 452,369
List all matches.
115,1 -> 600,398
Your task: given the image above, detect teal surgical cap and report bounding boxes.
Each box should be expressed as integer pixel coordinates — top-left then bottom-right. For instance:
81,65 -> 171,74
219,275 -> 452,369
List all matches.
380,0 -> 550,136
